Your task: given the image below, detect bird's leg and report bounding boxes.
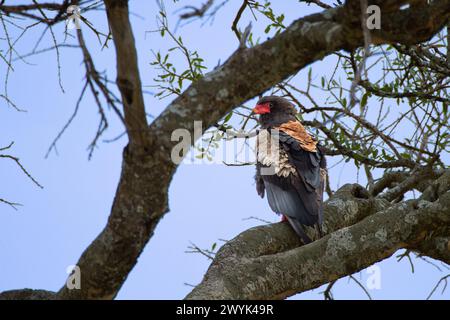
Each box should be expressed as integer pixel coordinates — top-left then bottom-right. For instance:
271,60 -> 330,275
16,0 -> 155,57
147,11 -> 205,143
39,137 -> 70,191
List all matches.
281,214 -> 288,222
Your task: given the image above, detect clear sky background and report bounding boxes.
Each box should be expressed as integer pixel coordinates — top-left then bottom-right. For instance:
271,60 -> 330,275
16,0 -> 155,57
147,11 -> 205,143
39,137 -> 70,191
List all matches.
0,0 -> 448,300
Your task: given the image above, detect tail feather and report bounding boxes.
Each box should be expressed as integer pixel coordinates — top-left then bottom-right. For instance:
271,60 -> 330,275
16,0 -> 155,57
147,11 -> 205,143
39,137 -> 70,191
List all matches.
315,223 -> 323,239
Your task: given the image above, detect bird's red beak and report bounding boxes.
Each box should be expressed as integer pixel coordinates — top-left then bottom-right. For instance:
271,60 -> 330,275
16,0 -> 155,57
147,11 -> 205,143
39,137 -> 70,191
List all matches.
253,102 -> 271,114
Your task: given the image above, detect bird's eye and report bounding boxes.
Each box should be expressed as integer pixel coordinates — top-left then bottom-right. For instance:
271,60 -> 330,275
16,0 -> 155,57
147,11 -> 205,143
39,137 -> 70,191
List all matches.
269,103 -> 273,108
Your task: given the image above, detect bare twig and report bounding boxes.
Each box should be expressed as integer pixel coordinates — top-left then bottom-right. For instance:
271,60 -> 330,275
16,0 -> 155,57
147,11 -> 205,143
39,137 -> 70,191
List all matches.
349,275 -> 372,300
0,143 -> 43,189
321,280 -> 337,300
186,242 -> 215,260
231,0 -> 248,41
178,0 -> 214,20
300,0 -> 332,9
0,198 -> 22,211
242,216 -> 273,224
397,250 -> 415,273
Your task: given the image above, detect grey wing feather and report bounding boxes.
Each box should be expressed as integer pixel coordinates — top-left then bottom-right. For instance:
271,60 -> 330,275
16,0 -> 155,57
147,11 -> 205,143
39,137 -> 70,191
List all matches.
255,163 -> 265,198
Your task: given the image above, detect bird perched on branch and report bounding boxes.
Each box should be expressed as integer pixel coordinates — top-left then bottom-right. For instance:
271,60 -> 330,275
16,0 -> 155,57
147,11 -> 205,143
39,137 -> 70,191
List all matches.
253,96 -> 327,244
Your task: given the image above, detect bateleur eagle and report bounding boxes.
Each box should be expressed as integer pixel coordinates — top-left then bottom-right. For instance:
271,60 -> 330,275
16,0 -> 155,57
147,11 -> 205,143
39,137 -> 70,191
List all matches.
253,96 -> 327,244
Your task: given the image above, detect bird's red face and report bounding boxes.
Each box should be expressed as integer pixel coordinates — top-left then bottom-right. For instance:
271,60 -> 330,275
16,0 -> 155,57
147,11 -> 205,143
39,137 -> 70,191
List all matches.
253,102 -> 271,114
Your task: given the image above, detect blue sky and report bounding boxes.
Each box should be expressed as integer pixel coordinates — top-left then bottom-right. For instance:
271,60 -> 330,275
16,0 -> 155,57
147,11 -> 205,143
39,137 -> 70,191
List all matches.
0,0 -> 448,300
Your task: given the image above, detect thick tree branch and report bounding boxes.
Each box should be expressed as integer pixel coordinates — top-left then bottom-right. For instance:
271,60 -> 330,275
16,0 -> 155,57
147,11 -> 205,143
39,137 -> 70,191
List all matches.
0,289 -> 56,300
56,0 -> 170,300
104,0 -> 148,149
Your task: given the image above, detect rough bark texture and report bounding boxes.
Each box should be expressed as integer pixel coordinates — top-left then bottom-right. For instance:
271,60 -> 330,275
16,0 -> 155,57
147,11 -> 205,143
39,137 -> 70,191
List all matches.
1,0 -> 449,300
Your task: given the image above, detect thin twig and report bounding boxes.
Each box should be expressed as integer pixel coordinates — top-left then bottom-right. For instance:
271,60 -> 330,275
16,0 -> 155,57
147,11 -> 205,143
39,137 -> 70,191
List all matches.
427,274 -> 450,300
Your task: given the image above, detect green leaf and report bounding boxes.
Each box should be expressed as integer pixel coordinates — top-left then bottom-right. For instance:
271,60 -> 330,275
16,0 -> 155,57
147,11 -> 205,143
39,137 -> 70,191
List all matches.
360,92 -> 369,108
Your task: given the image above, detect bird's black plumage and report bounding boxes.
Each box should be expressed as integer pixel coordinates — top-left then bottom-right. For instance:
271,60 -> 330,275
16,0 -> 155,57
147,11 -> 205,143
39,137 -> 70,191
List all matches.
254,96 -> 327,243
